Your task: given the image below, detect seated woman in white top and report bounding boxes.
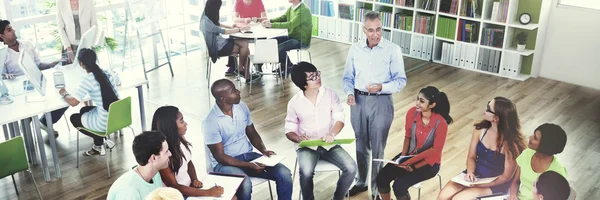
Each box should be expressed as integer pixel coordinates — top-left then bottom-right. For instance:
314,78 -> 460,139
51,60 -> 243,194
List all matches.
153,106 -> 227,199
58,48 -> 121,156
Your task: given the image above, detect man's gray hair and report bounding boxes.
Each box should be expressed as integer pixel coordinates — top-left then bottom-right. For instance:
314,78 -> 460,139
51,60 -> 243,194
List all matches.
363,11 -> 380,23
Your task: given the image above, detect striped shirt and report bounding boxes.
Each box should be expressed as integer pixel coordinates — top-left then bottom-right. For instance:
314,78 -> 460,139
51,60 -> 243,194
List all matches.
73,70 -> 121,132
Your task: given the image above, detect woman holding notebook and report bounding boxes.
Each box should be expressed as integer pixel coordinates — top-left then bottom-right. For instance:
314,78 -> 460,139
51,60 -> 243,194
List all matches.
437,97 -> 526,200
375,86 -> 452,200
153,106 -> 226,198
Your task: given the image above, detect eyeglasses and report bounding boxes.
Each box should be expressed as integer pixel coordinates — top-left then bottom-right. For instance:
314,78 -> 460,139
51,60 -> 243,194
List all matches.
486,101 -> 496,115
363,26 -> 382,33
307,71 -> 321,81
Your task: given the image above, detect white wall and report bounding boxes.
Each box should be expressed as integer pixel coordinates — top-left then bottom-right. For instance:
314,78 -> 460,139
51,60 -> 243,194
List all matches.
539,0 -> 600,90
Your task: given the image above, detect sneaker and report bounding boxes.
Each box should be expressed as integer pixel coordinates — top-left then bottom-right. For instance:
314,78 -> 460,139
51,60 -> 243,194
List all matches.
105,139 -> 115,149
84,145 -> 106,156
40,123 -> 59,138
349,185 -> 368,196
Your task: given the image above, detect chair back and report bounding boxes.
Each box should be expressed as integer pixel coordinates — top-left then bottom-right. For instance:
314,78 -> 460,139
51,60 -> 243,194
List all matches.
0,136 -> 28,179
254,39 -> 279,64
106,96 -> 132,134
95,29 -> 106,47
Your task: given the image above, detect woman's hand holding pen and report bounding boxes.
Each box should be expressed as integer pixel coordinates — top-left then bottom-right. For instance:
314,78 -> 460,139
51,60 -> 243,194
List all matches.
208,184 -> 224,197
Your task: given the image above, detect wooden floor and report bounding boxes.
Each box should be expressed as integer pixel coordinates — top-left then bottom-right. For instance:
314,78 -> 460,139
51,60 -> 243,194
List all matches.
1,38 -> 599,200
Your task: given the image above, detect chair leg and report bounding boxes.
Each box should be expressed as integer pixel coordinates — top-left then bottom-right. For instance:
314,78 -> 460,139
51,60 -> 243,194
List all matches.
105,138 -> 111,178
307,50 -> 312,63
128,126 -> 135,137
268,181 -> 274,200
11,174 -> 19,196
418,187 -> 421,200
76,130 -> 80,168
437,174 -> 442,190
64,115 -> 70,133
29,170 -> 43,200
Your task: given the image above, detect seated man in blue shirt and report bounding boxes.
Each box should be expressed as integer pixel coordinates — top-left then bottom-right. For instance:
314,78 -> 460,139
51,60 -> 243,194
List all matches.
0,19 -> 64,137
203,79 -> 293,200
107,131 -> 171,200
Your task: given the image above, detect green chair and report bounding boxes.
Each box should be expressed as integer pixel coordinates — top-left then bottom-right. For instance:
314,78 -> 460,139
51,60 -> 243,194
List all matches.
75,96 -> 135,178
0,136 -> 43,199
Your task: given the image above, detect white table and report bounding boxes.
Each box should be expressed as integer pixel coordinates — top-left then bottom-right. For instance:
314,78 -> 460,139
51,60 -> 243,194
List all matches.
230,23 -> 288,40
0,65 -> 148,182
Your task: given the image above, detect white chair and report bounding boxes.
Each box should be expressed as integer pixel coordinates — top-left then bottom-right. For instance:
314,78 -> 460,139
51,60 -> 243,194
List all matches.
203,145 -> 274,200
411,174 -> 442,200
285,43 -> 312,74
292,158 -> 350,200
249,39 -> 284,94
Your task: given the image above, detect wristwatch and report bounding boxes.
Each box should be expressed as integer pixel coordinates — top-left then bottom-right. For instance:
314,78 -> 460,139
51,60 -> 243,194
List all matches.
61,92 -> 70,98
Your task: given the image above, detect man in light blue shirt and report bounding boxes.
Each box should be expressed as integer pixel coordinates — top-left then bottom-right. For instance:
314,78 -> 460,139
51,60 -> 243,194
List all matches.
203,79 -> 293,200
342,11 -> 407,199
107,131 -> 171,200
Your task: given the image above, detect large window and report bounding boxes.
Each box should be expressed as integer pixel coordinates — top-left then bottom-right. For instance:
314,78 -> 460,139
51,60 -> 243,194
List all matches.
3,0 -> 207,67
559,0 -> 600,10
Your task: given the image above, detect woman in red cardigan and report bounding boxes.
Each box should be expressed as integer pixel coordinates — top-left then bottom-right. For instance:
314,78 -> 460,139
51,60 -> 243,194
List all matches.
375,86 -> 453,200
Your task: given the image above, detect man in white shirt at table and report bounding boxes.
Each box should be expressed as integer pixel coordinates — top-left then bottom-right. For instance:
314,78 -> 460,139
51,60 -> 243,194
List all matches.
342,11 -> 407,199
0,19 -> 65,137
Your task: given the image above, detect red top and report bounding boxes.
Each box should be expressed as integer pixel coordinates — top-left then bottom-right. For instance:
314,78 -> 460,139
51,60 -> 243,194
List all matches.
403,107 -> 449,166
234,0 -> 266,18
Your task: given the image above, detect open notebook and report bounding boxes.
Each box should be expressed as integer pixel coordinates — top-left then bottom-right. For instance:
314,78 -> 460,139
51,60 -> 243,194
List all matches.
451,172 -> 498,187
188,172 -> 245,200
250,155 -> 286,167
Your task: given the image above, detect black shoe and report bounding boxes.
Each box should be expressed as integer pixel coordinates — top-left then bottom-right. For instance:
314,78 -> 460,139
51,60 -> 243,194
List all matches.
245,74 -> 263,84
349,185 -> 368,196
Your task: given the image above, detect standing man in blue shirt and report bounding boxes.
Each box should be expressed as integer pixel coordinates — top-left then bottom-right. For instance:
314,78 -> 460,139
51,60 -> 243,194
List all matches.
203,78 -> 293,200
342,11 -> 407,199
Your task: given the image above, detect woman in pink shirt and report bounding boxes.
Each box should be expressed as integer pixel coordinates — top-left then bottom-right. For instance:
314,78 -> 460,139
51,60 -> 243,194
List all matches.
284,62 -> 357,200
233,0 -> 268,24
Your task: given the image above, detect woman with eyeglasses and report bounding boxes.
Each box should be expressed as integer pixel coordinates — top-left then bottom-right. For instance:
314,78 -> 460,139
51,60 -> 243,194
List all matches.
437,97 -> 526,200
375,86 -> 452,200
285,62 -> 357,200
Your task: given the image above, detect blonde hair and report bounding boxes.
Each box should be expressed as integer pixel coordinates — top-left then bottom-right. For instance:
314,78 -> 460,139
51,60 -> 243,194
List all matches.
145,187 -> 184,200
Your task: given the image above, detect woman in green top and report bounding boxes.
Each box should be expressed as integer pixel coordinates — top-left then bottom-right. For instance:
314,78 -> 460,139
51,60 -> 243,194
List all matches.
508,123 -> 568,200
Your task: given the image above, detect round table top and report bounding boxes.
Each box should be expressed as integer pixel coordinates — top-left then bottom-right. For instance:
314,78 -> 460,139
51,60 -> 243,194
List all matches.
231,23 -> 288,39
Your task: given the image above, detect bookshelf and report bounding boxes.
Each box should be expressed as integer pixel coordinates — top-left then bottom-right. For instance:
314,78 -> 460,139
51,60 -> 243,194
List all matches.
307,0 -> 549,81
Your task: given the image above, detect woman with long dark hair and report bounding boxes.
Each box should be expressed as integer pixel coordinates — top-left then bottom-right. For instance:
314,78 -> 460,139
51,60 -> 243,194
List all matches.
58,48 -> 121,156
153,106 -> 225,198
375,86 -> 453,200
202,0 -> 259,83
437,97 -> 526,199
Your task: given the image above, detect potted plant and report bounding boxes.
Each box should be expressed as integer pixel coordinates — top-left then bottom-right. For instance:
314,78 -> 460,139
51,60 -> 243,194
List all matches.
514,31 -> 528,51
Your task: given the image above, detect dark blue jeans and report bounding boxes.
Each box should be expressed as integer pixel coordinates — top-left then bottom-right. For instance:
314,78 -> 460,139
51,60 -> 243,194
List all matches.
273,36 -> 308,69
39,107 -> 69,126
213,152 -> 293,200
375,163 -> 440,196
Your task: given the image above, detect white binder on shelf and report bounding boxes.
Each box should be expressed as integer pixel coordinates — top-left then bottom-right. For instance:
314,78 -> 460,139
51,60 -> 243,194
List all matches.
342,21 -> 351,43
459,43 -> 467,67
319,17 -> 327,38
327,18 -> 336,40
336,20 -> 343,41
421,37 -> 428,59
453,43 -> 461,66
509,53 -> 522,77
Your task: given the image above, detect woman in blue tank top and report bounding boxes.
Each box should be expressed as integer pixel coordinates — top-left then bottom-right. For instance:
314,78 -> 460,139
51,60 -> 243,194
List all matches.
437,97 -> 527,199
